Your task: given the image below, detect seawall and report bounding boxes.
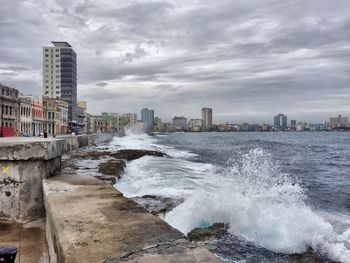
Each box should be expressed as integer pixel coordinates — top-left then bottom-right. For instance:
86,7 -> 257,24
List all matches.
0,134 -> 222,262
0,133 -> 113,222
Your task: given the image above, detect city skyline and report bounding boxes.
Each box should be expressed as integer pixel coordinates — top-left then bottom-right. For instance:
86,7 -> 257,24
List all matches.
1,1 -> 350,123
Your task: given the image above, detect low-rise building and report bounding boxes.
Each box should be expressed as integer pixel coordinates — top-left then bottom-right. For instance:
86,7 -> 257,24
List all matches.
0,84 -> 20,137
172,116 -> 187,131
329,115 -> 349,129
77,101 -> 88,134
32,96 -> 44,136
58,100 -> 69,134
188,119 -> 203,132
19,95 -> 33,135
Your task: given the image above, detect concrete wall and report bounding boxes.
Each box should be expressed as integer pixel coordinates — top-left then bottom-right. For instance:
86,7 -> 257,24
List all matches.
0,133 -> 113,222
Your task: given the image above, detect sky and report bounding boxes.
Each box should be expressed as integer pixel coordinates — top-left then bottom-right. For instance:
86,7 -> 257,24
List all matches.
0,0 -> 349,124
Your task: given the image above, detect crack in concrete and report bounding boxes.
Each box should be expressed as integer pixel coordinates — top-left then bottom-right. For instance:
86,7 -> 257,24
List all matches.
0,177 -> 22,185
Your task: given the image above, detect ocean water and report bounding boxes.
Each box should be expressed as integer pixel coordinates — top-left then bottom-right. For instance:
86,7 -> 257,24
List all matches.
111,130 -> 350,262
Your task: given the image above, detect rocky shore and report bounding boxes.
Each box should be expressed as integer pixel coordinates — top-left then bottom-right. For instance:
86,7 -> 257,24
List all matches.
64,146 -> 338,263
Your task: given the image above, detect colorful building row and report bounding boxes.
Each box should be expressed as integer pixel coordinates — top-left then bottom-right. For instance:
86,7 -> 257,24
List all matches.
0,83 -> 70,137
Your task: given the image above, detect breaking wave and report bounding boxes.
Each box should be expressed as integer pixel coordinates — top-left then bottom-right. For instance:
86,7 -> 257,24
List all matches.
165,148 -> 350,262
113,131 -> 350,262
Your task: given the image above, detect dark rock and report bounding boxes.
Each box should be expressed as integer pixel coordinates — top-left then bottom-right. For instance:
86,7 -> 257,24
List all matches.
110,149 -> 168,161
187,223 -> 229,242
132,195 -> 183,216
69,149 -> 167,161
98,159 -> 126,179
73,151 -> 111,160
282,248 -> 339,263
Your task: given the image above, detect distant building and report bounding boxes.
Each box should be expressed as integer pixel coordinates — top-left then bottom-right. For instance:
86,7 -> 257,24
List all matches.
0,84 -> 20,137
43,41 -> 77,131
141,108 -> 154,130
172,116 -> 187,131
31,96 -> 44,136
77,101 -> 87,133
19,95 -> 33,135
202,107 -> 212,130
260,123 -> 271,131
329,115 -> 348,129
122,113 -> 137,126
154,117 -> 166,132
274,113 -> 287,129
188,119 -> 203,132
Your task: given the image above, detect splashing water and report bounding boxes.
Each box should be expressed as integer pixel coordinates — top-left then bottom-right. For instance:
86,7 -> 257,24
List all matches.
164,148 -> 350,262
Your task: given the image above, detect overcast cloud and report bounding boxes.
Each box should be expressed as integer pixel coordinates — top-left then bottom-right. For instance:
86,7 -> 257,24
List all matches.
0,0 -> 349,123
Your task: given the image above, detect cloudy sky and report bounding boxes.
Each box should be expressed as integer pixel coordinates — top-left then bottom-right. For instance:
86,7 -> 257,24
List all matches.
0,0 -> 349,123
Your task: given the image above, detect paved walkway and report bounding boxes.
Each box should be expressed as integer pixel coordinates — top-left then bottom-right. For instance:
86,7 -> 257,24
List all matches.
0,219 -> 48,263
44,172 -> 223,263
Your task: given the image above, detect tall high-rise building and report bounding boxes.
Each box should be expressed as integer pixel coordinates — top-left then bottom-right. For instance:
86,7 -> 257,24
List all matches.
274,113 -> 287,128
141,108 -> 154,130
202,107 -> 213,130
43,41 -> 77,130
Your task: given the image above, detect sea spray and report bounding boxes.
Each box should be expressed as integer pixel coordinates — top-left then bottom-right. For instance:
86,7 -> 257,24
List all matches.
164,148 -> 350,262
113,131 -> 350,262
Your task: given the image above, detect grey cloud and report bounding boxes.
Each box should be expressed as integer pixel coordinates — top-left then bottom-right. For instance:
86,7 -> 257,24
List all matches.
0,0 -> 349,123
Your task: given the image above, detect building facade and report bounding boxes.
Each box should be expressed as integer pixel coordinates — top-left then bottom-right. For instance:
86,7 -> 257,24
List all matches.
0,84 -> 20,137
172,116 -> 187,131
43,41 -> 77,131
19,95 -> 33,136
32,96 -> 44,136
202,107 -> 213,131
329,115 -> 349,129
77,101 -> 87,133
188,119 -> 203,132
274,113 -> 288,129
141,108 -> 154,130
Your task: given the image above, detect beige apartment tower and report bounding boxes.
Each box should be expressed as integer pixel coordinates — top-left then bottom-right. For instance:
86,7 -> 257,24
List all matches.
202,107 -> 213,130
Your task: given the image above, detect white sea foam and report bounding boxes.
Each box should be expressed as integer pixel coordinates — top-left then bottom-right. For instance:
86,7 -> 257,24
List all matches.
113,131 -> 350,262
164,148 -> 350,262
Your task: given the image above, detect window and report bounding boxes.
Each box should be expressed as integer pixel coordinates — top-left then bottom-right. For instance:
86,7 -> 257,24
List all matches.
45,49 -> 49,52
55,54 -> 59,57
56,86 -> 59,88
56,91 -> 60,94
56,49 -> 59,52
46,86 -> 49,89
45,91 -> 49,94
56,65 -> 59,68
45,65 -> 49,68
45,54 -> 49,57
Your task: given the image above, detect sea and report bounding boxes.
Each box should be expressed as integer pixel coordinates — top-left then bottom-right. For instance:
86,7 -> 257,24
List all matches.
108,130 -> 350,262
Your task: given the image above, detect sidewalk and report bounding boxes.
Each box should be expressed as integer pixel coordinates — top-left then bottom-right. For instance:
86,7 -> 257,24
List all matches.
0,219 -> 48,263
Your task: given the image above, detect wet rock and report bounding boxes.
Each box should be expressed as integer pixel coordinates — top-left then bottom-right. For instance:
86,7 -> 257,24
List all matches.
132,195 -> 183,216
110,149 -> 168,161
282,248 -> 339,263
72,151 -> 111,160
98,159 -> 126,179
187,223 -> 229,242
69,149 -> 167,161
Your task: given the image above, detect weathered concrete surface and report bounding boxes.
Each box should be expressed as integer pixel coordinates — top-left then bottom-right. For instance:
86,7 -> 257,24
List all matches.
0,219 -> 49,263
0,133 -> 114,222
43,173 -> 223,263
0,138 -> 63,221
0,137 -> 65,161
